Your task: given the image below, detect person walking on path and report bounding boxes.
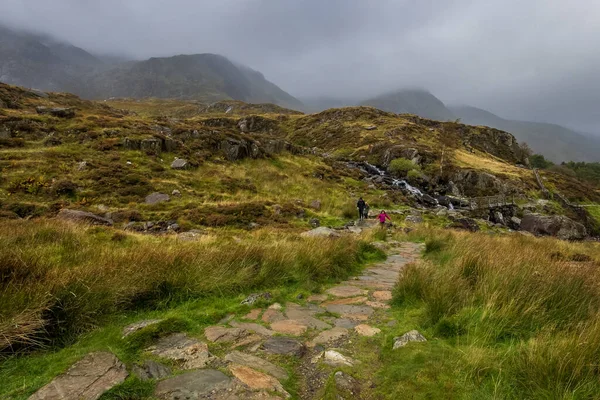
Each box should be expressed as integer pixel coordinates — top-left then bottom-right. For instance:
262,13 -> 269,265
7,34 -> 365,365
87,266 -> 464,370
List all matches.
363,202 -> 371,219
378,210 -> 391,226
357,197 -> 366,220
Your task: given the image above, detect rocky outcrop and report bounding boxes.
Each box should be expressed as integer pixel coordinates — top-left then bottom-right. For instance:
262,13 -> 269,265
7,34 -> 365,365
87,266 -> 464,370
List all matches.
145,192 -> 170,205
57,209 -> 112,226
170,158 -> 189,169
36,106 -> 76,118
520,214 -> 587,240
452,170 -> 508,197
465,127 -> 528,165
237,115 -> 279,133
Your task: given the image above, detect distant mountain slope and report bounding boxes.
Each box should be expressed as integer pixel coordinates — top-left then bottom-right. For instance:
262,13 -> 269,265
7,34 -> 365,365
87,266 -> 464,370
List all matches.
451,105 -> 600,162
359,89 -> 456,121
0,25 -> 302,110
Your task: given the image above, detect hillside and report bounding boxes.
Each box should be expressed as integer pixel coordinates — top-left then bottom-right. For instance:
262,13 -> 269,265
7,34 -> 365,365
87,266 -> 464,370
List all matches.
451,105 -> 600,163
3,83 -> 600,399
358,89 -> 457,121
0,24 -> 302,110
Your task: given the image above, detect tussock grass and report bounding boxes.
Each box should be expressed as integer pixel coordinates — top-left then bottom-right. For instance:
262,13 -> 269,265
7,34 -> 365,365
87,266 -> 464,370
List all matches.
393,227 -> 600,397
0,220 -> 378,351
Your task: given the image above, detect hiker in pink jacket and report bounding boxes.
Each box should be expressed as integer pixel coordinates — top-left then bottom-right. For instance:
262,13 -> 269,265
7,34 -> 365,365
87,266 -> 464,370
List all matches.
378,210 -> 391,226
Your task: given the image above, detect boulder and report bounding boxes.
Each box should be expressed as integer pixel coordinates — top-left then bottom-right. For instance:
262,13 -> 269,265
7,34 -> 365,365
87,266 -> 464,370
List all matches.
508,216 -> 521,230
123,137 -> 141,150
29,352 -> 127,400
57,209 -> 112,226
520,214 -> 587,240
170,158 -> 189,169
146,333 -> 215,370
36,106 -> 76,118
405,215 -> 423,224
452,170 -> 506,197
449,218 -> 480,232
140,138 -> 162,153
493,211 -> 505,225
300,227 -> 341,238
309,200 -> 322,210
145,192 -> 170,205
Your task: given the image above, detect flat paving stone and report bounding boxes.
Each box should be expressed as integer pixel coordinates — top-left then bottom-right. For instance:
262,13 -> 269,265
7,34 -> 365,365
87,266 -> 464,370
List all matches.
29,352 -> 128,400
154,369 -> 231,399
205,326 -> 249,343
372,290 -> 393,301
262,308 -> 286,323
366,300 -> 391,309
270,319 -> 307,336
308,327 -> 349,347
324,304 -> 374,319
229,364 -> 290,397
224,351 -> 288,380
244,309 -> 262,320
147,333 -> 215,369
231,334 -> 263,349
262,337 -> 306,357
333,318 -> 360,329
307,294 -> 328,303
230,321 -> 275,337
354,324 -> 381,337
322,296 -> 368,306
326,286 -> 368,298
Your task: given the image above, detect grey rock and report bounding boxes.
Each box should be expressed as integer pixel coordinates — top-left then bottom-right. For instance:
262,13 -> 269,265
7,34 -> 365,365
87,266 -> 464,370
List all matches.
122,319 -> 162,338
154,370 -> 231,399
140,138 -> 162,153
171,189 -> 181,196
405,215 -> 423,224
204,326 -> 249,343
493,211 -> 505,225
56,209 -> 112,226
76,161 -> 87,171
311,350 -> 355,367
29,352 -> 127,400
393,330 -> 427,349
334,371 -> 360,394
224,351 -> 288,380
262,337 -> 306,357
310,200 -> 322,210
300,227 -> 341,238
145,192 -> 170,205
520,214 -> 587,240
241,292 -> 271,305
508,216 -> 522,230
170,158 -> 188,169
123,137 -> 141,150
36,106 -> 75,118
146,333 -> 215,369
309,218 -> 320,228
132,360 -> 171,381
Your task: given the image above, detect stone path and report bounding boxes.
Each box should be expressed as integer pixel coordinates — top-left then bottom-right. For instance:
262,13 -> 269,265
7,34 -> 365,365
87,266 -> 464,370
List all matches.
29,241 -> 424,400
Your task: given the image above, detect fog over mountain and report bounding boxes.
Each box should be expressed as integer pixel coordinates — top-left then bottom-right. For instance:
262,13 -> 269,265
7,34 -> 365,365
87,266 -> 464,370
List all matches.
1,0 -> 600,134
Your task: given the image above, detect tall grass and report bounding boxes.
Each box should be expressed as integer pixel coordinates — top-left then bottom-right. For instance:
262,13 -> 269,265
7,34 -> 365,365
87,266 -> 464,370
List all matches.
0,220 -> 380,351
393,228 -> 600,397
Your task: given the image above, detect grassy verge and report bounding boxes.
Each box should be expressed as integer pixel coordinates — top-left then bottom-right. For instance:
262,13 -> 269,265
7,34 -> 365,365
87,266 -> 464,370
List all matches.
383,227 -> 600,398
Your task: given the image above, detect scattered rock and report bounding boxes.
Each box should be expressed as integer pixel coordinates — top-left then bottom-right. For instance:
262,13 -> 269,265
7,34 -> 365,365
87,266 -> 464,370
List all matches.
326,286 -> 367,298
154,370 -> 231,399
147,333 -> 215,369
268,302 -> 282,310
224,351 -> 288,380
177,230 -> 204,241
29,352 -> 127,400
171,189 -> 181,196
241,292 -> 272,305
508,216 -> 522,230
229,364 -> 290,397
449,218 -> 480,232
372,290 -> 392,302
56,209 -> 113,226
300,227 -> 341,238
122,319 -> 162,338
311,350 -> 355,367
393,330 -> 427,349
262,337 -> 306,357
170,158 -> 189,170
76,161 -> 87,171
132,360 -> 171,381
354,324 -> 381,337
364,125 -> 377,130
36,106 -> 76,118
334,371 -> 360,396
308,327 -> 349,347
405,215 -> 424,224
205,326 -> 249,343
309,218 -> 320,228
324,304 -> 374,320
145,192 -> 170,205
244,309 -> 262,320
520,214 -> 587,240
270,320 -> 307,336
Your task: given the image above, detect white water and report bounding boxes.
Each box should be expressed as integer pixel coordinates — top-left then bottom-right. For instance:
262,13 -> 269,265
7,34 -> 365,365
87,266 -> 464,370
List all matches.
365,162 -> 385,176
392,179 -> 423,196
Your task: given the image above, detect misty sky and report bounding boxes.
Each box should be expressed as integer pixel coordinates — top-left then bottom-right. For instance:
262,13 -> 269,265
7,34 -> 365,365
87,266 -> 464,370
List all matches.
2,0 -> 600,133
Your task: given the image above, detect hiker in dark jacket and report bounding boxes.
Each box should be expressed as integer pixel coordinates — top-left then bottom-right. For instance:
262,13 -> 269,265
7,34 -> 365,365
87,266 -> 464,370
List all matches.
357,197 -> 366,220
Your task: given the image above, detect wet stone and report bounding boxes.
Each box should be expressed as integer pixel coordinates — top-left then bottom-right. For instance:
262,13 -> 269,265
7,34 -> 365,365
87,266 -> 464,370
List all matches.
262,337 -> 306,357
29,352 -> 128,400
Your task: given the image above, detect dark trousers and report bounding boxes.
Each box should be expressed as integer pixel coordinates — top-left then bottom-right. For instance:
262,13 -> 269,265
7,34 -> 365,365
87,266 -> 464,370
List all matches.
358,208 -> 365,219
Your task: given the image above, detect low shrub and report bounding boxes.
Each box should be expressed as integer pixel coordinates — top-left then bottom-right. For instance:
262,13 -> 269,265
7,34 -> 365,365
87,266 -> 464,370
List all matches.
389,158 -> 419,177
